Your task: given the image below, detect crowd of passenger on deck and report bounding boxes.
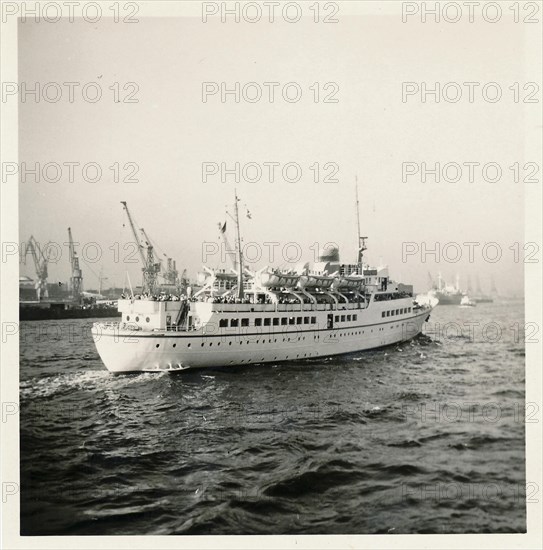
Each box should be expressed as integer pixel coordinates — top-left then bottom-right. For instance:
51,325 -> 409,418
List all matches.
119,289 -> 371,305
120,292 -> 188,302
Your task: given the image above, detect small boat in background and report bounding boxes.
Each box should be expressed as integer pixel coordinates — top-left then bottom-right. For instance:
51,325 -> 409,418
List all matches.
459,295 -> 476,308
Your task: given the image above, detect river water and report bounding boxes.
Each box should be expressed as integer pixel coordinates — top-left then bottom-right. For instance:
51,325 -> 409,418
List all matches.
19,300 -> 526,534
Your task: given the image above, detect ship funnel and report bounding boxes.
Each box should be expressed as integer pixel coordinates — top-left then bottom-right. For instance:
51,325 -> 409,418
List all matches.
318,246 -> 339,262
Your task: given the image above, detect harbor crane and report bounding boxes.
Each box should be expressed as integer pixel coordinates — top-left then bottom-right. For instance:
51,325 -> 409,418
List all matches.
140,227 -> 180,287
27,235 -> 49,300
163,257 -> 179,285
68,227 -> 83,303
121,201 -> 162,294
97,267 -> 108,295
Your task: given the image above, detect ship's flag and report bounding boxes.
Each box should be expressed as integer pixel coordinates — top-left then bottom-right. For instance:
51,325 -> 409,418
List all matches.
218,221 -> 227,233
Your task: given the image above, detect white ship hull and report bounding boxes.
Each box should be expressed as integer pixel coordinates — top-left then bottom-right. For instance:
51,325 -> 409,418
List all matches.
92,299 -> 433,373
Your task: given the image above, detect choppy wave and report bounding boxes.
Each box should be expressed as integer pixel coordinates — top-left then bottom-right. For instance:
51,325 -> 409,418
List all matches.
19,303 -> 526,535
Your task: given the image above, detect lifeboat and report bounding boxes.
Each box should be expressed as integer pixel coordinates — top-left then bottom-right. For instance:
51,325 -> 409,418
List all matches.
259,269 -> 300,289
298,272 -> 335,290
333,275 -> 365,291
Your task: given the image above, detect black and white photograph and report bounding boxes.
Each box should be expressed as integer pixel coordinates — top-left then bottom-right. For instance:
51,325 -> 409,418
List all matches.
1,1 -> 542,548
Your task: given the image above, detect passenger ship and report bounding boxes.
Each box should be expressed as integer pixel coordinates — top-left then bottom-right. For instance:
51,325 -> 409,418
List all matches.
92,192 -> 437,373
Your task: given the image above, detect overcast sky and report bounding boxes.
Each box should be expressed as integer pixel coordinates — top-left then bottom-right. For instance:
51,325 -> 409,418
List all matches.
18,14 -> 530,294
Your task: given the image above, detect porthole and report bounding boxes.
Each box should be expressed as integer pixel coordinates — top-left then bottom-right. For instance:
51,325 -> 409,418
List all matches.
229,342 -> 232,346
146,317 -> 150,323
155,344 -> 159,348
201,343 -> 204,347
188,343 -> 191,348
173,343 -> 176,348
136,316 -> 140,322
126,315 -> 130,321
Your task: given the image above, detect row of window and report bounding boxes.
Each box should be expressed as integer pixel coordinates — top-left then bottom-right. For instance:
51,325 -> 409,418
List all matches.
219,316 -> 319,328
382,307 -> 411,318
218,314 -> 360,329
333,314 -> 358,323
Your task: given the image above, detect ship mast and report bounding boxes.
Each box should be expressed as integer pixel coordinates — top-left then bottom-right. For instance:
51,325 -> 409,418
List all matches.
490,275 -> 498,295
355,181 -> 361,250
355,177 -> 367,274
233,189 -> 244,299
219,225 -> 238,271
476,274 -> 482,294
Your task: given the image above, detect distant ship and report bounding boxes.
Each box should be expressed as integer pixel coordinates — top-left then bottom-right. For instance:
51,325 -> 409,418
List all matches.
19,299 -> 120,321
92,192 -> 438,373
471,274 -> 495,303
431,273 -> 464,305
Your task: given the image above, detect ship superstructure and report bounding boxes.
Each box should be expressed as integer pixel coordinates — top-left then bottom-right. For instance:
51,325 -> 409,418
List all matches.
92,191 -> 437,373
